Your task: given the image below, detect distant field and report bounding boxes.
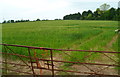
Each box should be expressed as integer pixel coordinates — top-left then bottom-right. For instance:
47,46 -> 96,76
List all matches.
2,20 -> 118,49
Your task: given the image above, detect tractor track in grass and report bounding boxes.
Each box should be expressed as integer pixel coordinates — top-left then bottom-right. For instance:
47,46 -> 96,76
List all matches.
57,31 -> 118,75
68,30 -> 105,50
50,30 -> 110,75
37,30 -> 106,75
105,34 -> 118,51
70,34 -> 119,75
49,30 -> 106,75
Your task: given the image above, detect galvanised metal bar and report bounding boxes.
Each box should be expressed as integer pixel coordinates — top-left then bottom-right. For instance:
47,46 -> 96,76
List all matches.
1,44 -> 120,53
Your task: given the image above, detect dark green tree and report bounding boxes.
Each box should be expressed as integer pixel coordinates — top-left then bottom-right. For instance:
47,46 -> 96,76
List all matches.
86,10 -> 93,20
108,7 -> 116,20
7,20 -> 11,23
2,20 -> 7,23
81,11 -> 88,20
63,12 -> 81,20
36,19 -> 40,21
11,20 -> 14,23
116,8 -> 120,21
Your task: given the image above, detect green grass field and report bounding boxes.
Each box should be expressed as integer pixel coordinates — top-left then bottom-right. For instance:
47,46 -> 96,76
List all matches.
2,20 -> 119,60
2,20 -> 120,74
2,20 -> 118,49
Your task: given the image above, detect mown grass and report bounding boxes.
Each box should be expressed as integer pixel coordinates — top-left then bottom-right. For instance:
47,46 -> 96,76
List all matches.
2,20 -> 118,60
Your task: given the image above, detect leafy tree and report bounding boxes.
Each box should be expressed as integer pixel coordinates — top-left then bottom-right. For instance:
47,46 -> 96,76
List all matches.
93,11 -> 100,20
11,20 -> 14,23
36,19 -> 40,21
63,12 -> 81,20
81,10 -> 93,20
54,19 -> 61,20
98,4 -> 111,20
116,8 -> 120,21
63,5 -> 118,20
100,10 -> 109,20
81,11 -> 88,20
2,20 -> 7,23
86,10 -> 93,20
100,3 -> 110,11
7,20 -> 11,23
86,13 -> 93,20
88,10 -> 93,15
108,7 -> 116,20
25,20 -> 29,22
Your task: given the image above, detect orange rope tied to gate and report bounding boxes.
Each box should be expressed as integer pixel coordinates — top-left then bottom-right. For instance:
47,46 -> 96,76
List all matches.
33,50 -> 42,75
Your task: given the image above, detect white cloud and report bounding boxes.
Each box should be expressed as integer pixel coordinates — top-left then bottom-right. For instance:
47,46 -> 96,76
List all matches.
0,0 -> 118,22
0,0 -> 70,21
26,0 -> 69,13
1,0 -> 69,11
66,0 -> 119,2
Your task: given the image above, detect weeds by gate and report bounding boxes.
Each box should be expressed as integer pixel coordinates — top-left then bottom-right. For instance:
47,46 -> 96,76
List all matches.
0,44 -> 120,76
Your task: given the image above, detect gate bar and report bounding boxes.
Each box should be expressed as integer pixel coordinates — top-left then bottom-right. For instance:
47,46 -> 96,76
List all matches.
1,44 -> 120,53
1,52 -> 120,67
50,50 -> 54,76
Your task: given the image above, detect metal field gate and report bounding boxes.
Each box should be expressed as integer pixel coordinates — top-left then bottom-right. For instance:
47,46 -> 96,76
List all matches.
0,44 -> 120,76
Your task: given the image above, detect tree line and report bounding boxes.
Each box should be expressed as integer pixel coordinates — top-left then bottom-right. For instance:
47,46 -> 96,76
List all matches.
2,3 -> 120,24
2,19 -> 41,24
63,3 -> 120,21
2,19 -> 30,23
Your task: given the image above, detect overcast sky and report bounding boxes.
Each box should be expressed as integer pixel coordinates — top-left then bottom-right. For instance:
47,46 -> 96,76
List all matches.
0,0 -> 119,22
